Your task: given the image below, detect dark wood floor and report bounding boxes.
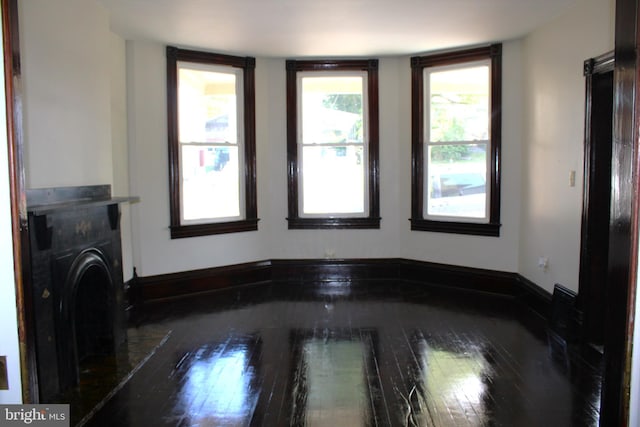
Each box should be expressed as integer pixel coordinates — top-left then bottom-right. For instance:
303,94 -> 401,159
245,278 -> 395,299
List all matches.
75,280 -> 602,426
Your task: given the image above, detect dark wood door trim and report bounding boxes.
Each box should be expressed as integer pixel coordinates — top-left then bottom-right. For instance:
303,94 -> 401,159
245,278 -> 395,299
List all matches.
2,0 -> 34,402
600,0 -> 639,423
579,51 -> 614,345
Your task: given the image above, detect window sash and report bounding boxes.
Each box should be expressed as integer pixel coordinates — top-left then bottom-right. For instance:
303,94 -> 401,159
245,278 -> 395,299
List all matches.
424,61 -> 490,143
177,62 -> 245,225
296,71 -> 370,218
423,60 -> 491,223
423,142 -> 490,222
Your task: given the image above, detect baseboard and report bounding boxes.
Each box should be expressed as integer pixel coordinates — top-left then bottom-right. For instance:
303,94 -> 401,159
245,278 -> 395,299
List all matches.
131,258 -> 555,322
515,274 -> 553,319
132,260 -> 272,303
399,259 -> 518,297
271,258 -> 400,282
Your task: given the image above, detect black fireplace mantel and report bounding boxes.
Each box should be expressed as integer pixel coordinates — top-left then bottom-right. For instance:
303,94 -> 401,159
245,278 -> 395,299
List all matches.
25,185 -> 136,402
27,184 -> 139,209
27,185 -> 138,251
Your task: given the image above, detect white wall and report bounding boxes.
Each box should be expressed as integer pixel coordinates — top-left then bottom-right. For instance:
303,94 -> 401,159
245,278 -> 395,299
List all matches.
19,0 -> 113,188
519,0 -> 615,293
0,0 -> 22,402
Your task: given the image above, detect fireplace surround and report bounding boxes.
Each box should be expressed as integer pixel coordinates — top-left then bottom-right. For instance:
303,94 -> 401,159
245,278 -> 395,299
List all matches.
25,185 -> 135,402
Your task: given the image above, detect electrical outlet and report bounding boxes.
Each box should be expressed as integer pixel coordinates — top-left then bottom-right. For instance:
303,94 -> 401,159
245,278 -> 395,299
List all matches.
324,249 -> 336,259
538,256 -> 549,271
0,356 -> 8,390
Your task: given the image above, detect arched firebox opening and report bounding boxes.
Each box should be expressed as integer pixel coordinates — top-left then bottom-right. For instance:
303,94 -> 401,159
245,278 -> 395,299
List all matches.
59,249 -> 116,389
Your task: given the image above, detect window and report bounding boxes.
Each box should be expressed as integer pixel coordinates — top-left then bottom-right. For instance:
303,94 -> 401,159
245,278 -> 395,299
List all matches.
286,59 -> 380,229
411,44 -> 502,236
167,46 -> 258,238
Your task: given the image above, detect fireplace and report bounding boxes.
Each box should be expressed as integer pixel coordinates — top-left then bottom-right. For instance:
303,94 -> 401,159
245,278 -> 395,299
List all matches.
26,185 -> 135,402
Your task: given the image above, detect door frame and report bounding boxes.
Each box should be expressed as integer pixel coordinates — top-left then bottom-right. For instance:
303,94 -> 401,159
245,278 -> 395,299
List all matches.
599,0 -> 640,423
579,51 -> 614,346
2,0 -> 36,403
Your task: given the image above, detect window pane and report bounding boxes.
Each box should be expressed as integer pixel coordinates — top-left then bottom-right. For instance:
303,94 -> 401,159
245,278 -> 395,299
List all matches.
301,76 -> 364,145
428,65 -> 489,143
425,144 -> 487,219
181,145 -> 240,221
302,145 -> 365,215
178,64 -> 239,144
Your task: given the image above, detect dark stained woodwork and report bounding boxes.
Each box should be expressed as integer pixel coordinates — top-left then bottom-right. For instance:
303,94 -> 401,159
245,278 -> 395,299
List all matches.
599,0 -> 640,423
410,44 -> 502,237
133,260 -> 272,303
166,46 -> 258,239
78,280 -> 603,426
579,52 -> 614,346
271,258 -> 400,284
133,258 -> 557,327
2,0 -> 35,403
285,59 -> 380,229
515,274 -> 554,323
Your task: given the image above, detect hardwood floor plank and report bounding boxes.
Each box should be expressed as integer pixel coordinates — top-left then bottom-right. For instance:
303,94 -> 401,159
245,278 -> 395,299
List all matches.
75,281 -> 601,426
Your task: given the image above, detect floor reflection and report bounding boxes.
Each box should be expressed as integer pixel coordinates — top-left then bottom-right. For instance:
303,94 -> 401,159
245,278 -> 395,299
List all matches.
175,335 -> 261,426
289,329 -> 381,426
81,281 -> 602,427
412,336 -> 492,426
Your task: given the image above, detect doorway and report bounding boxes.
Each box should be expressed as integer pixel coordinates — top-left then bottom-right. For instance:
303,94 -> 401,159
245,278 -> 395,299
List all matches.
578,52 -> 614,347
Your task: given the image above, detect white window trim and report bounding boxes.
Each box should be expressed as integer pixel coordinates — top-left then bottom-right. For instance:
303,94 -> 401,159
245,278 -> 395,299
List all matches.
296,70 -> 370,219
177,62 -> 246,226
422,60 -> 492,223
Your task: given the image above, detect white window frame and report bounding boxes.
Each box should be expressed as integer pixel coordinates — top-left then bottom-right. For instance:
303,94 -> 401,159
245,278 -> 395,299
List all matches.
422,60 -> 491,223
296,70 -> 370,219
177,62 -> 246,226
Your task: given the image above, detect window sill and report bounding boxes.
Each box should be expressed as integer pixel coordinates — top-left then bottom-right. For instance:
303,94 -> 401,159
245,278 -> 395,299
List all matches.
170,218 -> 259,239
410,218 -> 500,237
287,217 -> 381,230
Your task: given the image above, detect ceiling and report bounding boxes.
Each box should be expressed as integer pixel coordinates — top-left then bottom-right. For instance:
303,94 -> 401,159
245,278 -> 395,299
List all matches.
96,0 -> 578,58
